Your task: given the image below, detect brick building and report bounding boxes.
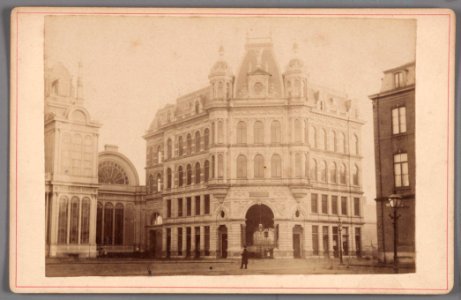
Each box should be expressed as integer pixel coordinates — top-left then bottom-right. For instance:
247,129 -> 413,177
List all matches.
369,62 -> 416,263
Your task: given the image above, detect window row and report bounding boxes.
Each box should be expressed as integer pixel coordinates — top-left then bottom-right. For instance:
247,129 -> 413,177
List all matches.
166,195 -> 211,218
311,194 -> 361,216
234,119 -> 360,156
166,128 -> 210,159
312,225 -> 362,257
165,226 -> 211,257
96,202 -> 124,245
57,196 -> 91,245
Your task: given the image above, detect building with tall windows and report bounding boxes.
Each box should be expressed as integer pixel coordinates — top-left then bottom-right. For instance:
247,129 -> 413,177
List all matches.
144,37 -> 365,259
45,37 -> 366,260
369,62 -> 415,263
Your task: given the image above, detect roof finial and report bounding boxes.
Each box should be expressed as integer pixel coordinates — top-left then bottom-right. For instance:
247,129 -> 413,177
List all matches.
292,42 -> 299,55
218,45 -> 224,58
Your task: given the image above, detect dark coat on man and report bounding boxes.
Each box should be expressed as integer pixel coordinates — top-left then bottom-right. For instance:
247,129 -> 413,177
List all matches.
241,248 -> 249,269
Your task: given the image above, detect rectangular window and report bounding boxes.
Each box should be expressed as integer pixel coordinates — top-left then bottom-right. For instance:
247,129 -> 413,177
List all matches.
331,196 -> 338,215
186,197 -> 192,216
321,194 -> 328,214
322,226 -> 329,256
311,193 -> 318,213
354,197 -> 361,216
186,227 -> 191,257
166,200 -> 172,218
394,71 -> 404,88
204,195 -> 210,214
341,196 -> 348,215
177,228 -> 183,256
392,106 -> 407,134
342,227 -> 349,255
312,225 -> 319,255
194,226 -> 201,258
177,198 -> 183,217
332,226 -> 339,257
166,228 -> 171,257
204,226 -> 210,256
195,196 -> 201,215
394,153 -> 410,187
355,227 -> 362,257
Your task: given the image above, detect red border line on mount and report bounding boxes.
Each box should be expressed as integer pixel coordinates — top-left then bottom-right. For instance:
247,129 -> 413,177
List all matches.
13,10 -> 452,292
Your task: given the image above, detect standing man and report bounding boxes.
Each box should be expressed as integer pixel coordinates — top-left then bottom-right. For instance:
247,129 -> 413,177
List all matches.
240,247 -> 249,269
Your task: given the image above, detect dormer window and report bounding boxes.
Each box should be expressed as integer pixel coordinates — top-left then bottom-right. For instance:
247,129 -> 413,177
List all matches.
394,71 -> 405,88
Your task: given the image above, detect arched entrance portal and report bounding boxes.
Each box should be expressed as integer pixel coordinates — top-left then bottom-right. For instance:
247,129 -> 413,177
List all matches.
245,204 -> 275,258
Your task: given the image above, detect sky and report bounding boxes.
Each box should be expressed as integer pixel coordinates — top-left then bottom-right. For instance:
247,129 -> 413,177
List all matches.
45,15 -> 416,215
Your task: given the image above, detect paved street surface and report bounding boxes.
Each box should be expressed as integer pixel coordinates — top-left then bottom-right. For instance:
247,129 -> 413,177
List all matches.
46,257 -> 415,277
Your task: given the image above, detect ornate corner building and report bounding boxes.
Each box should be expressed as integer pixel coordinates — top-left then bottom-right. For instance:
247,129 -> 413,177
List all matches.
369,62 -> 416,264
144,37 -> 365,259
45,37 -> 366,260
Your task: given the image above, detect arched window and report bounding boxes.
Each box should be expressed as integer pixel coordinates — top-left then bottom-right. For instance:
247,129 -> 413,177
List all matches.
318,129 -> 326,150
80,197 -> 90,244
304,120 -> 309,143
96,202 -> 103,244
186,164 -> 192,185
310,159 -> 317,180
339,163 -> 347,184
218,154 -> 224,178
103,202 -> 114,245
195,131 -> 201,153
156,173 -> 162,192
309,126 -> 317,148
157,146 -> 162,163
151,212 -> 162,225
69,197 -> 79,244
195,101 -> 200,114
217,120 -> 224,144
237,155 -> 247,178
329,162 -> 337,183
329,130 -> 336,152
187,134 -> 192,155
57,196 -> 69,244
211,122 -> 215,145
114,203 -> 124,245
352,134 -> 359,155
237,121 -> 247,144
211,155 -> 215,178
178,136 -> 183,156
195,162 -> 201,184
294,119 -> 302,143
295,153 -> 302,178
83,135 -> 93,176
178,166 -> 184,187
98,161 -> 129,185
204,128 -> 210,150
148,174 -> 154,194
166,168 -> 172,189
338,132 -> 345,153
204,160 -> 210,182
271,120 -> 281,144
254,154 -> 265,178
319,161 -> 327,182
352,165 -> 359,185
254,121 -> 264,144
271,154 -> 282,178
167,138 -> 172,159
71,134 -> 82,175
305,154 -> 309,178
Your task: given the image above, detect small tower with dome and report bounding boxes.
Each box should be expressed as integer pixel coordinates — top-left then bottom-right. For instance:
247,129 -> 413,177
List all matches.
208,46 -> 234,100
283,43 -> 308,99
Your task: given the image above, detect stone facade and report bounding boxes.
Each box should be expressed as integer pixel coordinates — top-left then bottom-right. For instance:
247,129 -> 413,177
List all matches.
144,37 -> 365,259
369,62 -> 416,263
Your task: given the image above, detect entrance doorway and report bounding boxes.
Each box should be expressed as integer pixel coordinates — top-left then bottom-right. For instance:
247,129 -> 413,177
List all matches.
149,230 -> 159,258
218,225 -> 228,258
293,225 -> 303,258
245,204 -> 275,258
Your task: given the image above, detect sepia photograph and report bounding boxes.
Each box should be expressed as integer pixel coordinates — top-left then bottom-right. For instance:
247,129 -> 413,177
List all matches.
9,7 -> 454,294
43,14 -> 416,276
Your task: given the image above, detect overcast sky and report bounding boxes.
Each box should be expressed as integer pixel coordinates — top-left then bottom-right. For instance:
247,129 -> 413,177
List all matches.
45,15 -> 416,213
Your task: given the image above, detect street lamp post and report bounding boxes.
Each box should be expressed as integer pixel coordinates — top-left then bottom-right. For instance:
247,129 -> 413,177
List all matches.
388,194 -> 404,273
